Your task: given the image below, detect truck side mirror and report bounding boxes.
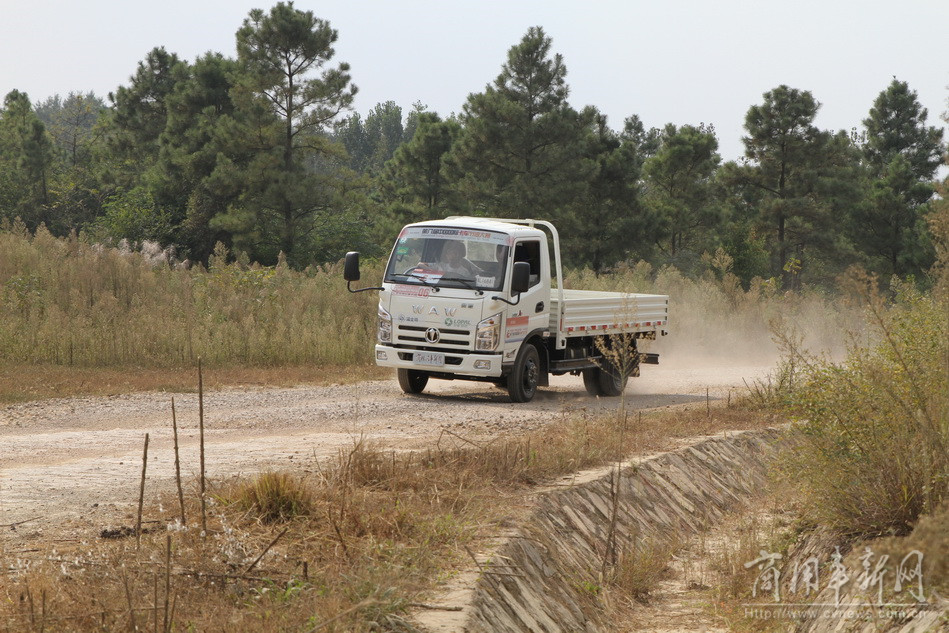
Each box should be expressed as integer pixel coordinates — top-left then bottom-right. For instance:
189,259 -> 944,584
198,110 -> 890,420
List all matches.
511,261 -> 530,294
344,251 -> 361,281
344,251 -> 384,293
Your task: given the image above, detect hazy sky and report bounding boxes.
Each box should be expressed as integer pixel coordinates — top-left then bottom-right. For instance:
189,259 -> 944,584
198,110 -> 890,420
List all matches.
3,0 -> 947,162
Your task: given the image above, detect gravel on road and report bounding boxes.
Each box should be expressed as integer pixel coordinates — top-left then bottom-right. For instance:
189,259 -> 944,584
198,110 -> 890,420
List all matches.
0,361 -> 774,542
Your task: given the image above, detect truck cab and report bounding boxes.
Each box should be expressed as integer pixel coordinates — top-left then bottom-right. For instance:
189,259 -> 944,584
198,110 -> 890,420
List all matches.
345,217 -> 668,402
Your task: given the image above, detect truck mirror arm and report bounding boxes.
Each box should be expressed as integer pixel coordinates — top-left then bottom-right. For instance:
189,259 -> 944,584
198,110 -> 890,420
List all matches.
347,281 -> 384,293
491,292 -> 522,306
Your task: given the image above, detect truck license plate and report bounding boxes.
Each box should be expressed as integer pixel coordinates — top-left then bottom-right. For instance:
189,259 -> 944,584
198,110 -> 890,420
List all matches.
413,352 -> 445,367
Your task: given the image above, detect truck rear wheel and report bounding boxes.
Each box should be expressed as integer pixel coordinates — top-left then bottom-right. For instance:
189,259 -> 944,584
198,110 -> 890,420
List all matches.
582,366 -> 628,397
598,365 -> 628,397
397,368 -> 429,394
507,344 -> 540,403
582,368 -> 602,396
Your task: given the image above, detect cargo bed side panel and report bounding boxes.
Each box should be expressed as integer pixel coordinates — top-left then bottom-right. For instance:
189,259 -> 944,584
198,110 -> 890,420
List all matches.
550,290 -> 669,336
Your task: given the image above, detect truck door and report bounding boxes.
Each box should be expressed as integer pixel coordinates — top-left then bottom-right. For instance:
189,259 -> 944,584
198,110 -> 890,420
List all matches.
502,239 -> 549,361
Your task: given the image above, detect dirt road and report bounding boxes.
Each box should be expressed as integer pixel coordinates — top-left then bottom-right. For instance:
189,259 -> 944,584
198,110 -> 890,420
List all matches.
0,361 -> 774,541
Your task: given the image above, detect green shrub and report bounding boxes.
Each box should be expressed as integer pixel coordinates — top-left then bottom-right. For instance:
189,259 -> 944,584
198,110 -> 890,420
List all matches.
782,279 -> 948,537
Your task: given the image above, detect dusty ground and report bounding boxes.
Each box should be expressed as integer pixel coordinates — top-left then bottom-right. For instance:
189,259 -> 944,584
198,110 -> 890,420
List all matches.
0,360 -> 774,546
615,501 -> 791,633
610,490 -> 940,633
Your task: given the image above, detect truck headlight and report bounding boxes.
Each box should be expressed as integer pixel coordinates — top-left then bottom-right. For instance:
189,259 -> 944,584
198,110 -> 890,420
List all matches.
378,305 -> 392,343
476,313 -> 501,351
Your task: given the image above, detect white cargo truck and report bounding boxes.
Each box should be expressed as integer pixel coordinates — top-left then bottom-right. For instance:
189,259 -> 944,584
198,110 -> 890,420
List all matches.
345,217 -> 669,402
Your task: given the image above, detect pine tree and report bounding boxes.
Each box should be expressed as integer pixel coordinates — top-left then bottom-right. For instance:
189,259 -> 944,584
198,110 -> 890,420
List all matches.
729,85 -> 862,288
0,90 -> 53,227
853,79 -> 945,278
379,113 -> 459,211
33,92 -> 108,233
35,92 -> 105,167
107,47 -> 184,179
155,52 -> 241,261
217,1 -> 357,266
337,101 -> 406,175
642,123 -> 723,265
561,108 -> 652,272
446,27 -> 595,220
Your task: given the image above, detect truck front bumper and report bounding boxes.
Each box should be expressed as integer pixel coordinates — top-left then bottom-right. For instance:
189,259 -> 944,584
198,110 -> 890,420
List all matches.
374,345 -> 504,378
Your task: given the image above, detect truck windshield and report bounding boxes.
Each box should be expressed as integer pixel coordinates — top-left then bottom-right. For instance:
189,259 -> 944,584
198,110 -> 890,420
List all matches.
384,227 -> 510,292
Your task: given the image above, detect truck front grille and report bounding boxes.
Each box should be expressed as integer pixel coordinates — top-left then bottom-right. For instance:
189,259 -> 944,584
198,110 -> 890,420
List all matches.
395,325 -> 472,350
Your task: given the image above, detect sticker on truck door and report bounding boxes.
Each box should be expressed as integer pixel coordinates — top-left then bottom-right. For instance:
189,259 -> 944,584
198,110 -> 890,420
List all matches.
505,315 -> 529,342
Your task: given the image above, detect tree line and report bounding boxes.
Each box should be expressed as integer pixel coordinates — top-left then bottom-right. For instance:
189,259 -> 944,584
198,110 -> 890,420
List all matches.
0,2 -> 945,289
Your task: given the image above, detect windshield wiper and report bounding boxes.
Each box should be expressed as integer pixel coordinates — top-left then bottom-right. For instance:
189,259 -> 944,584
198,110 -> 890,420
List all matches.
439,276 -> 483,294
389,272 -> 441,290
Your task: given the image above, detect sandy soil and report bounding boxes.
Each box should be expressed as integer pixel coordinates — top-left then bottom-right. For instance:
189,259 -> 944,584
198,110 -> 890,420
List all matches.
0,360 -> 775,544
616,502 -> 791,633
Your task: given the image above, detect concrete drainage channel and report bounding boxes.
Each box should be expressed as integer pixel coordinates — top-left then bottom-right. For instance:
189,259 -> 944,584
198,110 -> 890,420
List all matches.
414,427 -> 784,633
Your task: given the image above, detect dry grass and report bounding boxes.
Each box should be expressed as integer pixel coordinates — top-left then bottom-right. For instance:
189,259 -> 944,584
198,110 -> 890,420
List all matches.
871,501 -> 949,599
598,474 -> 803,631
0,398 -> 779,632
0,223 -> 865,404
712,511 -> 780,603
707,494 -> 949,632
0,364 -> 389,404
606,536 -> 682,604
2,444 -> 494,632
230,472 -> 315,524
0,223 -> 382,370
703,500 -> 802,633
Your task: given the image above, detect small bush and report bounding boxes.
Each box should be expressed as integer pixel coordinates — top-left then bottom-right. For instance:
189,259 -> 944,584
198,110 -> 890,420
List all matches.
230,471 -> 313,523
742,355 -> 800,410
607,537 -> 679,603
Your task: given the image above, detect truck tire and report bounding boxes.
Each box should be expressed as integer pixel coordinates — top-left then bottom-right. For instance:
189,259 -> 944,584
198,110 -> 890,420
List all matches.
582,368 -> 602,396
507,344 -> 540,403
597,364 -> 628,397
397,368 -> 429,394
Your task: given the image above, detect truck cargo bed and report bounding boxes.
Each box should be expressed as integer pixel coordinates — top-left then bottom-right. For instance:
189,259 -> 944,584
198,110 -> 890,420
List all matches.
549,289 -> 669,337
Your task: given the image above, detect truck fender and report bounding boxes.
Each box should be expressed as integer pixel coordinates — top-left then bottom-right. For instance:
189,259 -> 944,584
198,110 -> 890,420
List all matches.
524,330 -> 550,387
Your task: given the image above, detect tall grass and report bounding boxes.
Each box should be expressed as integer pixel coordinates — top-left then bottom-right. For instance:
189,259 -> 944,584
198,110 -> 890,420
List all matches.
1,222 -> 862,373
0,222 -> 380,368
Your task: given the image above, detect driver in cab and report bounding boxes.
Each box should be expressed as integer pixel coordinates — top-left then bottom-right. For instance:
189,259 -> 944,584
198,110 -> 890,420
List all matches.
430,240 -> 483,277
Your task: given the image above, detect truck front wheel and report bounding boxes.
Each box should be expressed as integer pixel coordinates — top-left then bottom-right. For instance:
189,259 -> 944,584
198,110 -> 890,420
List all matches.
507,344 -> 540,403
397,368 -> 429,394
